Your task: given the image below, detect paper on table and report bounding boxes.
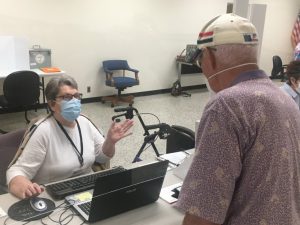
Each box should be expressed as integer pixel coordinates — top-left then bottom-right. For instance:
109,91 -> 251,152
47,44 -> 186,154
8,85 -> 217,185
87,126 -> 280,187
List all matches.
157,152 -> 187,166
73,191 -> 93,202
184,148 -> 195,155
159,182 -> 183,204
40,67 -> 61,73
0,207 -> 7,218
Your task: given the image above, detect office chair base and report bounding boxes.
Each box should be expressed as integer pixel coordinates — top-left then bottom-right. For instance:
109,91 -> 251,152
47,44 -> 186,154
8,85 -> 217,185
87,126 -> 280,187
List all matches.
101,95 -> 134,107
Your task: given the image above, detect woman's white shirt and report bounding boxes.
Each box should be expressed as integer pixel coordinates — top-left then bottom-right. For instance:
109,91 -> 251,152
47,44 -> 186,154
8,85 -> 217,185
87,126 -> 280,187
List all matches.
6,116 -> 109,185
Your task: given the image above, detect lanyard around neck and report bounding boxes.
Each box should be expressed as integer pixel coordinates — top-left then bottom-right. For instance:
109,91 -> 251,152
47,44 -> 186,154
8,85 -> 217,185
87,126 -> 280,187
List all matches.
55,119 -> 84,167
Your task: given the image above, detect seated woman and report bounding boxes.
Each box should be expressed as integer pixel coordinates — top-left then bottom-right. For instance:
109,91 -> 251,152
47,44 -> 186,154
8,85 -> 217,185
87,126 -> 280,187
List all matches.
6,75 -> 133,199
280,60 -> 300,109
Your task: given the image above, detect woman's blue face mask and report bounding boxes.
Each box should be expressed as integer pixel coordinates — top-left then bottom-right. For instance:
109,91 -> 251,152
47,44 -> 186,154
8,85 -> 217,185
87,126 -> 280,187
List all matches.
60,98 -> 81,122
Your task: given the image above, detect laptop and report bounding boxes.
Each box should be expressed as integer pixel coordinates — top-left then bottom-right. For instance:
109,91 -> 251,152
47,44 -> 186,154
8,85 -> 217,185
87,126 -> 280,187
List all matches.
65,160 -> 169,223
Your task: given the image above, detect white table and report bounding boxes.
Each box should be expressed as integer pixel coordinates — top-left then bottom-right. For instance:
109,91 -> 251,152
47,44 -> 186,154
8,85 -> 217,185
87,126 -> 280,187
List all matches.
31,69 -> 66,104
0,171 -> 184,225
0,69 -> 65,79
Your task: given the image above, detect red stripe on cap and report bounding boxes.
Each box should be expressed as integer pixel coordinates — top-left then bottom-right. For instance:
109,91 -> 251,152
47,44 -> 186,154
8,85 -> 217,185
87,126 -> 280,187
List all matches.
199,31 -> 214,38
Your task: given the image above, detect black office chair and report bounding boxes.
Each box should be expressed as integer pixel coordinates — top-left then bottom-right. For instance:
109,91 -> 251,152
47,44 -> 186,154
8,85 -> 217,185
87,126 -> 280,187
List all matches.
0,71 -> 40,124
102,60 -> 139,107
0,128 -> 26,193
166,125 -> 195,154
270,55 -> 287,81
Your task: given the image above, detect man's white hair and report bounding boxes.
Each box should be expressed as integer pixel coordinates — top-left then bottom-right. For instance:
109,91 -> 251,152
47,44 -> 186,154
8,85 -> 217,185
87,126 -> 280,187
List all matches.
213,44 -> 258,67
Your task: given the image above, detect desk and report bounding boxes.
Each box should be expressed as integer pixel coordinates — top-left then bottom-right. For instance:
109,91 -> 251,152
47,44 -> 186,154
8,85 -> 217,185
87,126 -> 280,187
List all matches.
0,69 -> 65,105
176,61 -> 202,84
31,69 -> 66,104
0,171 -> 184,225
174,60 -> 202,96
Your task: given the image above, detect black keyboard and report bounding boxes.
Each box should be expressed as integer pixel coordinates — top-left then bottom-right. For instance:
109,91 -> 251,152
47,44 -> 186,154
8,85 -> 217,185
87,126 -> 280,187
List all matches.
78,201 -> 91,216
45,166 -> 126,200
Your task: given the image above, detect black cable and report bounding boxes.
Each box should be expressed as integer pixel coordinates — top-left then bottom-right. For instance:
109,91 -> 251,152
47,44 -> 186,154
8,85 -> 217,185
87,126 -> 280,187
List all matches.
79,220 -> 87,225
3,217 -> 9,225
138,112 -> 161,124
58,208 -> 75,225
46,208 -> 74,225
41,201 -> 76,225
41,217 -> 48,225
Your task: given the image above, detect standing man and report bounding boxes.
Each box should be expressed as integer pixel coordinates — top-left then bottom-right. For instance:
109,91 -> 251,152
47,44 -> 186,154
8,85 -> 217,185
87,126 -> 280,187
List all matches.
177,14 -> 300,225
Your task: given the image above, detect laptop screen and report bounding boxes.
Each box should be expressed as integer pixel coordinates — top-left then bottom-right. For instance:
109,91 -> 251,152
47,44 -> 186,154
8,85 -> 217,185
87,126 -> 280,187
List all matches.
66,160 -> 169,222
93,160 -> 169,194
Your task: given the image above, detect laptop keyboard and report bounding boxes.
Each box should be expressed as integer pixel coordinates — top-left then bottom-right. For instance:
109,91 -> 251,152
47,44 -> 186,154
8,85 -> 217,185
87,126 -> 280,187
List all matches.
78,201 -> 91,216
45,166 -> 126,200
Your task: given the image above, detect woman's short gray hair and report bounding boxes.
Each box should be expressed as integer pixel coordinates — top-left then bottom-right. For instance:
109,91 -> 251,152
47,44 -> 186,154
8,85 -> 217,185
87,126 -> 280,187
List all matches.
45,75 -> 78,101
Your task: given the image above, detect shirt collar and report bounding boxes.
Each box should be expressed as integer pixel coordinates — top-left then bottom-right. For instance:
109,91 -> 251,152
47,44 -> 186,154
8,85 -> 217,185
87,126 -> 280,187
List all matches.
230,70 -> 268,87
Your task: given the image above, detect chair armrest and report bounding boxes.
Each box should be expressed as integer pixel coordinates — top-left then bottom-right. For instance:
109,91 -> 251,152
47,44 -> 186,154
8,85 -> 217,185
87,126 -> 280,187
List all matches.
134,72 -> 139,81
127,68 -> 139,73
0,184 -> 8,194
282,65 -> 288,74
106,73 -> 115,86
103,68 -> 114,74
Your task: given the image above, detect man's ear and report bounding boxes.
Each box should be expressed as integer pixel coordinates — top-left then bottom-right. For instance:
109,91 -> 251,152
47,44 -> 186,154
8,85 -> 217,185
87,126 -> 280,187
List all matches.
202,47 -> 216,73
207,48 -> 217,69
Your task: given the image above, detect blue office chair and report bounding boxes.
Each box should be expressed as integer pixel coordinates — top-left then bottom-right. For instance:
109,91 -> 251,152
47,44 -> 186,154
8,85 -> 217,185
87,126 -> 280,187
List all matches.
102,60 -> 139,107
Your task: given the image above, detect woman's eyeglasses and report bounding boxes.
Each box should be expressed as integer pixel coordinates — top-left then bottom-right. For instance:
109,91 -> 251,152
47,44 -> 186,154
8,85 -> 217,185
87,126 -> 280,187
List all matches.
55,93 -> 83,101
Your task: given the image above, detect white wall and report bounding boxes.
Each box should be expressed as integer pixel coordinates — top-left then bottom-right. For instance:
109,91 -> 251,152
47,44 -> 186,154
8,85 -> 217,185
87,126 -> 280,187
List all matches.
0,0 -> 299,97
250,0 -> 300,72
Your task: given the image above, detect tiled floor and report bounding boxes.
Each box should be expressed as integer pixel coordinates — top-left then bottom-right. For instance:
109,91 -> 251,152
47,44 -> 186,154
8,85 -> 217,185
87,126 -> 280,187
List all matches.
0,88 -> 210,167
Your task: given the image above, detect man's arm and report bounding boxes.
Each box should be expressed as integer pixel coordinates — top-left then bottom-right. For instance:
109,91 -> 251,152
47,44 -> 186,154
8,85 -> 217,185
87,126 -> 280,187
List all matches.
183,213 -> 219,225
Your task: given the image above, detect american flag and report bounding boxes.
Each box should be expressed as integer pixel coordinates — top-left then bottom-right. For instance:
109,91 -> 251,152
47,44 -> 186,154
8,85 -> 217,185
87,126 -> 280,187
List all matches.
291,13 -> 300,47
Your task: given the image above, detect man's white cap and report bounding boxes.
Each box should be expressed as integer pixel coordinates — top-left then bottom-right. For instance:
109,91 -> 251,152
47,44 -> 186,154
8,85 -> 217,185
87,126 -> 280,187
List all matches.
197,13 -> 258,49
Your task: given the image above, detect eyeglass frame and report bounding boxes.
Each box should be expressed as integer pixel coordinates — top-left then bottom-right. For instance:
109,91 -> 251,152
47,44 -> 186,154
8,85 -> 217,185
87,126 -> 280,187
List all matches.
195,46 -> 217,67
55,93 -> 83,101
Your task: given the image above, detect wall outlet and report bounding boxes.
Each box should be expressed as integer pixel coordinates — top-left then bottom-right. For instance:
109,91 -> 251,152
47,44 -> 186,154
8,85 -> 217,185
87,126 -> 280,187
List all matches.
87,86 -> 91,93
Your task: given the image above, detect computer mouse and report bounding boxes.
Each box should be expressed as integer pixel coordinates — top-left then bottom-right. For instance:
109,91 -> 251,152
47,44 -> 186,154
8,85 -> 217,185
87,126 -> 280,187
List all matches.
29,197 -> 48,212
